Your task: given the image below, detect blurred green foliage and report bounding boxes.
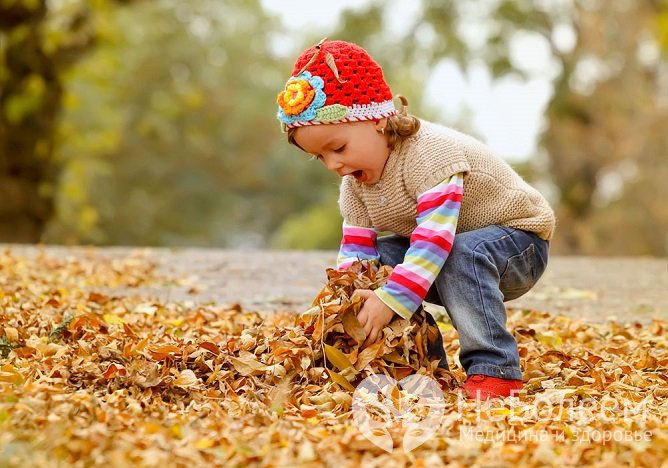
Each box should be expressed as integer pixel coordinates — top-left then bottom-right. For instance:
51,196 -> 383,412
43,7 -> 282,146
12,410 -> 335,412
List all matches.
1,0 -> 667,254
47,0 -> 339,247
273,201 -> 342,250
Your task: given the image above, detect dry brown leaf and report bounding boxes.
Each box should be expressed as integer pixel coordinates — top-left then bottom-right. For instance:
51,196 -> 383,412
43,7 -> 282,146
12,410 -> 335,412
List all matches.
340,309 -> 366,344
173,369 -> 199,387
327,369 -> 355,391
230,354 -> 270,376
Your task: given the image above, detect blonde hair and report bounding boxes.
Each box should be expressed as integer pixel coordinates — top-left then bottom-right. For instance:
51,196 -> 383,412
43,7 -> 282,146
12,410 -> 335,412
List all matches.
286,95 -> 420,150
384,95 -> 420,150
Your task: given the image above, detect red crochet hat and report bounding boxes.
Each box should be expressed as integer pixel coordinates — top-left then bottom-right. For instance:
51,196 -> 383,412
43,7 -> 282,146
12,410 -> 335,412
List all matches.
276,38 -> 397,130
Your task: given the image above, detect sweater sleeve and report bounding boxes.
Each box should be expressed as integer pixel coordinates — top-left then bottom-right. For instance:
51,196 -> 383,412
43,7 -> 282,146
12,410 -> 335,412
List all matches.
374,173 -> 464,319
336,222 -> 380,270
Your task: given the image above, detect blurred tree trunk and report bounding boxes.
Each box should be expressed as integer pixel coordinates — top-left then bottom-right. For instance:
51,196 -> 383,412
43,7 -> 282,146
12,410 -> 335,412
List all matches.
0,0 -> 130,243
1,3 -> 58,242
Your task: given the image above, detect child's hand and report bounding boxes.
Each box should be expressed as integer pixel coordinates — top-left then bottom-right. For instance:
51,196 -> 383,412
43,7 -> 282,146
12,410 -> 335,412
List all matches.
352,289 -> 396,348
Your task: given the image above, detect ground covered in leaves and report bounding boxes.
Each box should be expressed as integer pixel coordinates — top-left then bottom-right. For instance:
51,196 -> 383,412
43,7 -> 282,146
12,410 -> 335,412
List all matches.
0,249 -> 667,467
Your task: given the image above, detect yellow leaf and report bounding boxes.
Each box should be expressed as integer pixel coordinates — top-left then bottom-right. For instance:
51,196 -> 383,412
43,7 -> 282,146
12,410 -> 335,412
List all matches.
490,407 -> 511,417
561,424 -> 576,441
0,368 -> 23,385
536,332 -> 563,348
437,322 -> 454,332
103,314 -> 124,325
195,439 -> 215,449
328,369 -> 355,391
143,422 -> 161,434
171,424 -> 183,439
167,318 -> 184,327
324,344 -> 354,371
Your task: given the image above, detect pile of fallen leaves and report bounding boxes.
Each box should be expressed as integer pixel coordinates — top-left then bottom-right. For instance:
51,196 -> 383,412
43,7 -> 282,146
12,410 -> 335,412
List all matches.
299,262 -> 456,392
0,249 -> 667,466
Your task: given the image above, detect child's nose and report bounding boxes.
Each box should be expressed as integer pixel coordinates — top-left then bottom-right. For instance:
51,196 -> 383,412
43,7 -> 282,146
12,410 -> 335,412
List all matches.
324,156 -> 343,172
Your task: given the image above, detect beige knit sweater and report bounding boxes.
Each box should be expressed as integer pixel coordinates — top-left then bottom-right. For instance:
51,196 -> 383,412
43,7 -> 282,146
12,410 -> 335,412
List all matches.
339,120 -> 556,240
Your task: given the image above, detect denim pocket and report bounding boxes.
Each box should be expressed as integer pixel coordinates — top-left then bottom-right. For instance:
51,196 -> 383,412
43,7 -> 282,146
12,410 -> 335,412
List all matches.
499,243 -> 536,298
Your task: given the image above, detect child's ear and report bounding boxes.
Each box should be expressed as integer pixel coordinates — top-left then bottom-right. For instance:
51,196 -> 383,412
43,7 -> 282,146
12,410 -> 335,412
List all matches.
374,118 -> 388,133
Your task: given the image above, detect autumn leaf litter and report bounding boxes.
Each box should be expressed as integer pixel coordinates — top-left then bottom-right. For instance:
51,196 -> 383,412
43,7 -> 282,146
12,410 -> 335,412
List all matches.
0,249 -> 666,466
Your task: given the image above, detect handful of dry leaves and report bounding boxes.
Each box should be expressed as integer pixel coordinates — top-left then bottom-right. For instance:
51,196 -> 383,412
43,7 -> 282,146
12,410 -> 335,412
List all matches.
298,261 -> 457,391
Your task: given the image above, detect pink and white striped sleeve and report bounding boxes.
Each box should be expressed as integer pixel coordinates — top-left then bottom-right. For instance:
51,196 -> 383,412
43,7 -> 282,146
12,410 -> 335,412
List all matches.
374,173 -> 464,318
336,221 -> 380,270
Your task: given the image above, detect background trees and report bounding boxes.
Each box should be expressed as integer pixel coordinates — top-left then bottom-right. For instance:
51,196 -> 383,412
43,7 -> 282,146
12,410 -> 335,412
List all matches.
1,0 -> 666,255
0,0 -> 120,242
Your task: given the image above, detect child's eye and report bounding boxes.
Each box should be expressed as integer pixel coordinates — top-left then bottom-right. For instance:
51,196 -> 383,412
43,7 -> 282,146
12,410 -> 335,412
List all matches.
333,145 -> 346,153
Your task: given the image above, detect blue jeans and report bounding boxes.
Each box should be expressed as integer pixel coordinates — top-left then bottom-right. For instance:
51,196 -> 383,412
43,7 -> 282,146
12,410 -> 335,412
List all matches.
377,225 -> 549,380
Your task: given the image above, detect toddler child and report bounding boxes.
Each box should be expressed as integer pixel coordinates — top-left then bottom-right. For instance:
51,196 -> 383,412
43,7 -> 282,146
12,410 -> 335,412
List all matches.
276,39 -> 555,400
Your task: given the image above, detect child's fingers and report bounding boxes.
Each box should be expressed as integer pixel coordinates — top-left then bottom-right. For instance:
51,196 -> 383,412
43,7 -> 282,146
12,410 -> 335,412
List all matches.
360,314 -> 375,343
357,306 -> 369,326
362,328 -> 380,348
362,317 -> 372,337
369,328 -> 379,345
362,334 -> 371,348
352,289 -> 373,301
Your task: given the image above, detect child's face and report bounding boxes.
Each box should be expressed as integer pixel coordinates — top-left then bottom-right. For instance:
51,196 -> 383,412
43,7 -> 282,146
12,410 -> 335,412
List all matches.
292,120 -> 390,184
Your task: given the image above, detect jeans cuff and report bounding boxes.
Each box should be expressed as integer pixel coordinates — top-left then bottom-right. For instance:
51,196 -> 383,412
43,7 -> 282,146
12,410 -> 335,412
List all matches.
466,363 -> 523,380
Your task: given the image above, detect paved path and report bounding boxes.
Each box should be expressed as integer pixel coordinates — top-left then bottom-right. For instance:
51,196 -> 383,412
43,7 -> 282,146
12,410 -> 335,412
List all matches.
3,246 -> 667,323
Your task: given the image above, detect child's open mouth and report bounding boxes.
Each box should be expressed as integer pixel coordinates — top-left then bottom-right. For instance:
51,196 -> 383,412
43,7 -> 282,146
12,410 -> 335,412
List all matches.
352,170 -> 367,182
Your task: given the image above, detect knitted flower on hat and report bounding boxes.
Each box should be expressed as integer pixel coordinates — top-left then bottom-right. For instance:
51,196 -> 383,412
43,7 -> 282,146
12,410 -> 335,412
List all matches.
276,39 -> 397,130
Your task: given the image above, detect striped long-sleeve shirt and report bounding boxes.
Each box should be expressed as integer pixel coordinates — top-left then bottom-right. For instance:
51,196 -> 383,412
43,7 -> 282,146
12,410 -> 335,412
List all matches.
337,173 -> 464,319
